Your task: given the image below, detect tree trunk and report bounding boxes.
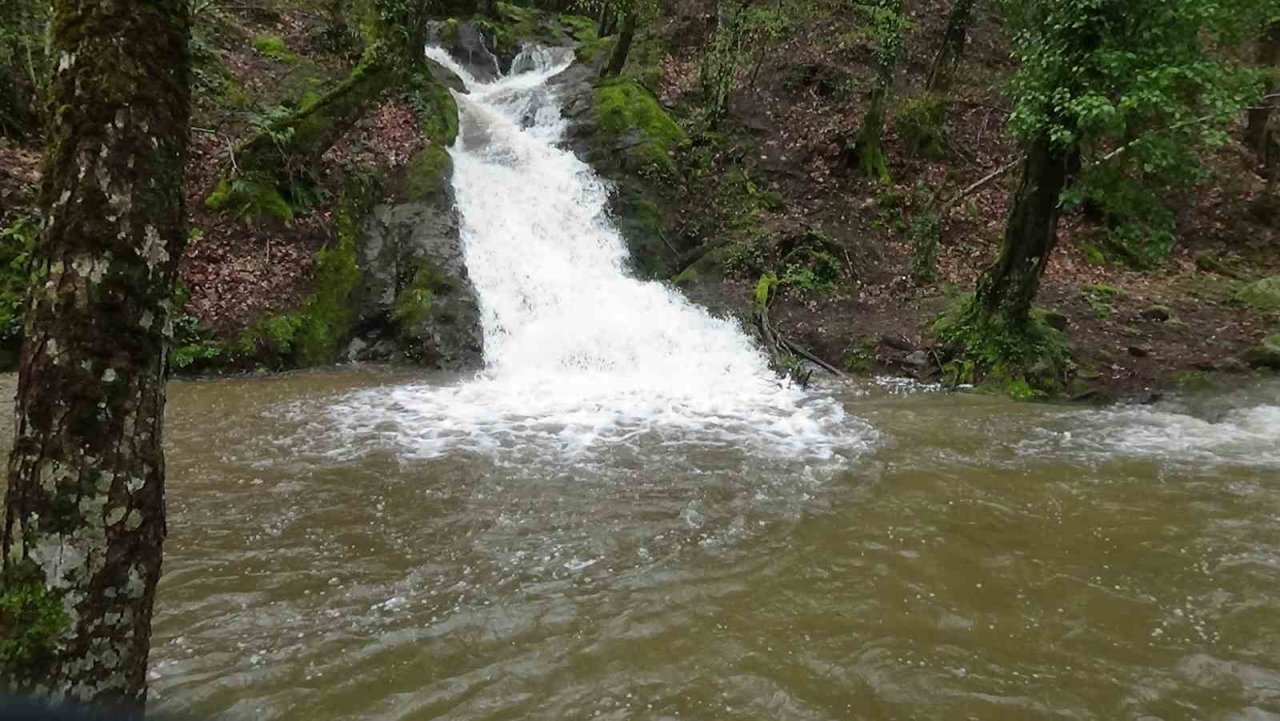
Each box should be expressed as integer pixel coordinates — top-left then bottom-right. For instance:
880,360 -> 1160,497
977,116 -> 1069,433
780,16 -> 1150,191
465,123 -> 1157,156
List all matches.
925,0 -> 977,94
0,0 -> 189,706
974,133 -> 1080,324
597,4 -> 616,37
1244,21 -> 1280,173
850,69 -> 891,181
601,11 -> 637,78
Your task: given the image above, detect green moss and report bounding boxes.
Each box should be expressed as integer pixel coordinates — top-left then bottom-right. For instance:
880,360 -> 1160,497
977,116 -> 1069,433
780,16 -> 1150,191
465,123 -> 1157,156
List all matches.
1082,283 -> 1122,319
0,563 -> 67,688
236,179 -> 376,368
402,145 -> 452,201
670,267 -> 699,287
407,69 -> 459,145
205,175 -> 294,224
895,93 -> 947,159
252,33 -> 296,62
594,77 -> 685,178
1235,275 -> 1280,311
934,296 -> 1071,397
394,256 -> 454,333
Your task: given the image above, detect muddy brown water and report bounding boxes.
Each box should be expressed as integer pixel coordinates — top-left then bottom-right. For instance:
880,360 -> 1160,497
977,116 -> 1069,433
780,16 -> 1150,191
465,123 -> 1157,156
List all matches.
3,370 -> 1279,720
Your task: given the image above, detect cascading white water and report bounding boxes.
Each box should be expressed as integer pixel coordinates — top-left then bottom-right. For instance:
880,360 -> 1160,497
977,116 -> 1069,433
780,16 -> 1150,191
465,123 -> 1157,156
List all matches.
331,46 -> 868,460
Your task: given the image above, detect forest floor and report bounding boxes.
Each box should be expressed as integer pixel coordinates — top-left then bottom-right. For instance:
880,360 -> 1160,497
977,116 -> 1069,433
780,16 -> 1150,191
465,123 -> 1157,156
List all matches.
657,0 -> 1280,400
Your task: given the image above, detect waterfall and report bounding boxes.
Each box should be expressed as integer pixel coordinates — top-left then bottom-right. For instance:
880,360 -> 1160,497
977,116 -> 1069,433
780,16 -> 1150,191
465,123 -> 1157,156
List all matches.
331,46 -> 867,460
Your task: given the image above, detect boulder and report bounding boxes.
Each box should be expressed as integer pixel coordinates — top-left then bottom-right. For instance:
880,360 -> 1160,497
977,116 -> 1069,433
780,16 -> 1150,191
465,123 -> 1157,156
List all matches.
428,21 -> 501,83
351,190 -> 483,370
1243,335 -> 1280,371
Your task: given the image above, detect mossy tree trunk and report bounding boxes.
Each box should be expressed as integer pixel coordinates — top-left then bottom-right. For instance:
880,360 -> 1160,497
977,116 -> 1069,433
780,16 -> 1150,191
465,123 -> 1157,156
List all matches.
846,0 -> 902,183
238,52 -> 398,182
0,0 -> 189,706
925,0 -> 976,94
1244,21 -> 1280,175
601,11 -> 637,78
973,133 -> 1079,324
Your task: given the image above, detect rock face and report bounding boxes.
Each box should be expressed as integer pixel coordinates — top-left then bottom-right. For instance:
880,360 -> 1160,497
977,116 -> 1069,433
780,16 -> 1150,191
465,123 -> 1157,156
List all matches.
350,194 -> 484,371
429,21 -> 502,82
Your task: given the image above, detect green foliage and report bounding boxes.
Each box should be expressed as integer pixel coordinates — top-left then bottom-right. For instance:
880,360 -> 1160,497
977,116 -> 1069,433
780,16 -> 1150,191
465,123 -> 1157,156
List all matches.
754,273 -> 778,311
406,69 -> 460,145
697,0 -> 794,125
896,93 -> 947,159
0,215 -> 35,350
594,77 -> 685,178
778,232 -> 841,295
253,34 -> 296,62
1235,275 -> 1280,310
909,210 -> 941,283
0,0 -> 49,138
169,296 -> 229,374
935,295 -> 1071,395
205,175 -> 295,224
0,563 -> 67,687
1005,0 -> 1259,269
1081,283 -> 1121,319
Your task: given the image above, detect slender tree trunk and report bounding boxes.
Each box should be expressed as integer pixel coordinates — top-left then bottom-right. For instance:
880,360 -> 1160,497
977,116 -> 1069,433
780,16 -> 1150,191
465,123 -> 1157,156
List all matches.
601,11 -> 636,78
974,134 -> 1080,324
597,3 -> 616,37
1244,21 -> 1280,173
925,0 -> 976,94
850,61 -> 894,182
0,0 -> 189,706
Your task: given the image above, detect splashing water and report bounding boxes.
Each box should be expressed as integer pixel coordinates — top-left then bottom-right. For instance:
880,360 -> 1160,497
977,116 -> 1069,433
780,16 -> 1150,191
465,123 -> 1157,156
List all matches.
329,47 -> 868,460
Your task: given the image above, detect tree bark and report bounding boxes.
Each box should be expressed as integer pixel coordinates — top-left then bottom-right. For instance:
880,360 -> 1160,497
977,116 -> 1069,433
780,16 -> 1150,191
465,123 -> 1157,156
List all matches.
974,133 -> 1080,324
1244,21 -> 1280,173
0,0 -> 189,706
601,11 -> 637,78
925,0 -> 977,94
849,63 -> 893,182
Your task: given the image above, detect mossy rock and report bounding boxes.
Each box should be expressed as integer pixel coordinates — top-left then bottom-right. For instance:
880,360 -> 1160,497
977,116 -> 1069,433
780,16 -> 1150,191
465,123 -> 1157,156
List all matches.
1244,334 -> 1280,370
401,145 -> 453,202
593,77 -> 685,179
1235,275 -> 1280,311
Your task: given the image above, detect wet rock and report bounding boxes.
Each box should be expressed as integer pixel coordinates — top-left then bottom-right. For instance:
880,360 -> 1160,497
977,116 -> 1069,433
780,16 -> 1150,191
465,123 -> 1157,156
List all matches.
903,350 -> 931,368
428,21 -> 501,82
352,191 -> 483,371
1139,305 -> 1172,322
1217,357 -> 1249,374
1042,310 -> 1069,331
878,332 -> 914,351
1243,335 -> 1280,370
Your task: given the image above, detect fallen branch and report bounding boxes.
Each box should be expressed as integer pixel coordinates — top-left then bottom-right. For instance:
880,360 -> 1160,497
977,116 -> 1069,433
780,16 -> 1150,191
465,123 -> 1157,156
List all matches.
778,335 -> 848,378
941,157 -> 1020,214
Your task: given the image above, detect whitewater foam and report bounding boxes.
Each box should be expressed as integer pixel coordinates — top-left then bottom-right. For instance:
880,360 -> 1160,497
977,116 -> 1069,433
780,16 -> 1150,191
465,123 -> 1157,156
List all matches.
327,45 -> 869,461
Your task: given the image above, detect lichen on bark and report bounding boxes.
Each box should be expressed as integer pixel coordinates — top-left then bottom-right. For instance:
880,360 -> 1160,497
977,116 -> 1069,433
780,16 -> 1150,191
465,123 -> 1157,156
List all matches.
0,0 -> 191,706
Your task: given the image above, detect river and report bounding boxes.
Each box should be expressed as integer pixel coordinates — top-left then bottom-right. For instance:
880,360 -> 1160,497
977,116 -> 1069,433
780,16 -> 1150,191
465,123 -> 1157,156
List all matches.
15,43 -> 1280,720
